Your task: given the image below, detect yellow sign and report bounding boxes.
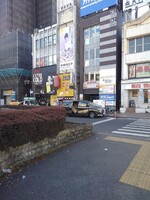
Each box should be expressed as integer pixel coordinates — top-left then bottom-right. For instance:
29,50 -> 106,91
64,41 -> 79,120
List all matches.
57,74 -> 74,97
50,95 -> 58,106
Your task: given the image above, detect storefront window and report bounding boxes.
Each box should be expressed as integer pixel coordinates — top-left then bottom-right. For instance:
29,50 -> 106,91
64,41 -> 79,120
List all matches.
144,90 -> 148,103
132,90 -> 138,97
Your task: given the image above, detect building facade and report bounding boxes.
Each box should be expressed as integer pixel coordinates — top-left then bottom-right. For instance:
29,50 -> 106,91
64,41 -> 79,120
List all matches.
0,0 -> 57,104
79,0 -> 123,110
32,25 -> 57,97
121,11 -> 150,111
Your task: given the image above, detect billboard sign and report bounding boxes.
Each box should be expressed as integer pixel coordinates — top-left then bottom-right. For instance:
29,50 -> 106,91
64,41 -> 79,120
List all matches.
59,25 -> 74,73
80,0 -> 118,17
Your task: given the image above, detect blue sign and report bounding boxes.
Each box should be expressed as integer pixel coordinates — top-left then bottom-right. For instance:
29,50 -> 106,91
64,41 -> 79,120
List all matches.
80,0 -> 118,17
99,94 -> 116,101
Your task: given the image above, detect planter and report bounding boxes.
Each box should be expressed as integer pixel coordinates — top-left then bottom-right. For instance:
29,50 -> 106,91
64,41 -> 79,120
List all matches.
120,107 -> 126,113
135,108 -> 146,113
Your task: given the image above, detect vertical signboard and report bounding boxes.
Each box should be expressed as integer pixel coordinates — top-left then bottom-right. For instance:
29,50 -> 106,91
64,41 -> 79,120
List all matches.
59,24 -> 74,73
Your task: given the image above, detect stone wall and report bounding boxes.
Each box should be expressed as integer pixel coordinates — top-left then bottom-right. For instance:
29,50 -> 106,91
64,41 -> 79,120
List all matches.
0,123 -> 93,177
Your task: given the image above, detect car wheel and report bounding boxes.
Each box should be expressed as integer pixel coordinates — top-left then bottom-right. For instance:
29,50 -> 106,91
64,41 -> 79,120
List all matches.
89,112 -> 96,119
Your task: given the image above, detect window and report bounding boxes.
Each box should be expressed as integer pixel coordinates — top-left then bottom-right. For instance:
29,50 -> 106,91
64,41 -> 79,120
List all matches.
129,35 -> 150,53
132,90 -> 138,97
84,29 -> 89,37
40,38 -> 44,49
95,73 -> 99,81
44,37 -> 48,47
96,48 -> 100,58
84,51 -> 88,60
48,55 -> 52,65
144,90 -> 148,103
44,56 -> 48,66
48,36 -> 52,45
52,34 -> 56,45
84,73 -> 88,82
129,39 -> 135,53
144,36 -> 150,51
90,49 -> 94,59
90,73 -> 94,81
36,40 -> 40,50
136,38 -> 142,52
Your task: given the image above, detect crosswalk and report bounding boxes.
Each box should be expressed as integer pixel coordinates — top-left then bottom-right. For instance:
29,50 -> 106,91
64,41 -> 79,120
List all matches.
112,119 -> 150,138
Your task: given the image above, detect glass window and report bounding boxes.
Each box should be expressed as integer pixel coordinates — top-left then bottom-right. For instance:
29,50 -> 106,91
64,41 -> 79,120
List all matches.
84,29 -> 90,37
52,34 -> 56,45
84,38 -> 89,45
90,49 -> 94,59
84,51 -> 88,60
95,73 -> 99,81
53,55 -> 56,64
90,73 -> 94,81
95,26 -> 100,35
144,36 -> 150,51
36,58 -> 40,67
44,56 -> 48,66
132,90 -> 138,97
90,27 -> 95,37
129,39 -> 135,53
40,38 -> 44,49
36,40 -> 40,50
44,37 -> 48,47
48,55 -> 52,65
84,73 -> 88,82
136,38 -> 142,52
48,36 -> 52,45
96,48 -> 100,58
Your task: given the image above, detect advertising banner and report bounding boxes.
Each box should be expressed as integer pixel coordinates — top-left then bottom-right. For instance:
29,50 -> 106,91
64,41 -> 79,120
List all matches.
99,94 -> 116,101
80,0 -> 118,17
138,88 -> 144,103
59,25 -> 74,73
33,68 -> 43,85
57,74 -> 74,97
148,90 -> 150,103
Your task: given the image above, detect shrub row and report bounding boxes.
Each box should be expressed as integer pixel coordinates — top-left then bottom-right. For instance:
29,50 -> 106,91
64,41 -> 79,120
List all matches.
0,106 -> 66,151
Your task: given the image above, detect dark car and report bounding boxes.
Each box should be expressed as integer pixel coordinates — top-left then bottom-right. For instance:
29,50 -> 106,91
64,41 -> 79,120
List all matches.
62,100 -> 104,118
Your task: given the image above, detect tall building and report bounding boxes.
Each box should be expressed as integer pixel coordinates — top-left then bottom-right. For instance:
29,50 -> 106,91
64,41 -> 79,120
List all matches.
79,0 -> 123,110
0,0 -> 57,105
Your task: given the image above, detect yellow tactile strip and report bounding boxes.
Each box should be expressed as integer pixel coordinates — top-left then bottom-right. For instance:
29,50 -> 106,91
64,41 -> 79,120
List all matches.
105,136 -> 150,191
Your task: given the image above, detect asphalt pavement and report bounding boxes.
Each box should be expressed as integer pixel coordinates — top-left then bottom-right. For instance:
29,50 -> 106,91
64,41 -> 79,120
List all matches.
0,112 -> 150,200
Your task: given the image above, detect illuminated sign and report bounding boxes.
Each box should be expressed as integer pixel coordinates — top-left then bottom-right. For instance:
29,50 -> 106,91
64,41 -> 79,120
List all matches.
80,0 -> 118,17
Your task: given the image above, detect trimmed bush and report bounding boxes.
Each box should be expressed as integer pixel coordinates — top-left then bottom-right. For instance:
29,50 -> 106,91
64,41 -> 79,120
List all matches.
0,106 -> 66,151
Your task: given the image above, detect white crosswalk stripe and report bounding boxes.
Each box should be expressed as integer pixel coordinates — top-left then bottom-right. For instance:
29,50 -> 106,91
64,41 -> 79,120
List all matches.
112,119 -> 150,138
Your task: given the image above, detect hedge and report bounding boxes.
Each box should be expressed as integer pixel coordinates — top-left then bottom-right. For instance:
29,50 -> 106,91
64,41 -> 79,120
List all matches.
0,106 -> 66,151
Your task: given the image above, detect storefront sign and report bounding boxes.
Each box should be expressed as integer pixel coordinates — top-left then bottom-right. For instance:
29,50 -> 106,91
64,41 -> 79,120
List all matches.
131,83 -> 150,89
83,81 -> 99,89
99,94 -> 116,101
33,69 -> 43,85
99,85 -> 115,94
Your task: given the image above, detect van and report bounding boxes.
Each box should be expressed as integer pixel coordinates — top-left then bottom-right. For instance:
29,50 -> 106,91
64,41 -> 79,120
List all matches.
62,100 -> 104,118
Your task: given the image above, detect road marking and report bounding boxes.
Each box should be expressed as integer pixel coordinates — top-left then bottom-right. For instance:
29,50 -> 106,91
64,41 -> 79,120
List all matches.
112,131 -> 150,138
105,136 -> 150,191
92,118 -> 114,125
117,128 -> 150,134
123,126 -> 150,131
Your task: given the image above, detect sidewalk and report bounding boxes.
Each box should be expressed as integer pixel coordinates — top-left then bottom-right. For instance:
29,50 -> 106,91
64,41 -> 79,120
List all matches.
109,111 -> 150,119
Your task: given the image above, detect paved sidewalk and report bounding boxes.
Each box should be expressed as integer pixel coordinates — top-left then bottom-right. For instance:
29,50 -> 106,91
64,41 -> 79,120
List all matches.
109,112 -> 150,119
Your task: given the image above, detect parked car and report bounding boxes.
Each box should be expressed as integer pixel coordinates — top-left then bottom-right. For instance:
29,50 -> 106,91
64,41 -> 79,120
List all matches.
62,100 -> 104,118
23,97 -> 39,106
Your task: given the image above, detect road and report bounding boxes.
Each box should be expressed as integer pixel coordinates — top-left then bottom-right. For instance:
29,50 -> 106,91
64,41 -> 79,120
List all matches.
0,116 -> 150,200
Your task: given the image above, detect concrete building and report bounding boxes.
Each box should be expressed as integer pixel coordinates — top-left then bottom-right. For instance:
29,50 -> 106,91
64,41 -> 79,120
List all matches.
0,0 -> 57,105
121,11 -> 150,112
79,0 -> 123,110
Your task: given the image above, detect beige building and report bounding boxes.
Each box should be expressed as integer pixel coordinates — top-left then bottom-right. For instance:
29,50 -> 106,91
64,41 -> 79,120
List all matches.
121,11 -> 150,112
